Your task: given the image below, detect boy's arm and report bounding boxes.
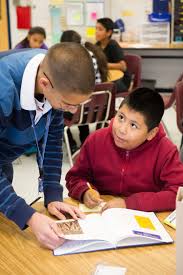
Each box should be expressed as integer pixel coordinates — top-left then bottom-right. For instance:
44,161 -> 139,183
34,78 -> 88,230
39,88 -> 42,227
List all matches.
125,148 -> 183,212
66,138 -> 94,201
42,110 -> 64,207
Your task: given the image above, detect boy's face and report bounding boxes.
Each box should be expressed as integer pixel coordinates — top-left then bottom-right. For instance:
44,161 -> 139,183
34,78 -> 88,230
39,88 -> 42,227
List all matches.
112,104 -> 158,150
95,23 -> 112,42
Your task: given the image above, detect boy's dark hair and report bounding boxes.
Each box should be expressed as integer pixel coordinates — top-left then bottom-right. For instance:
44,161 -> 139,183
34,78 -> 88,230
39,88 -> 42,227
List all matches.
17,26 -> 46,48
60,30 -> 81,43
97,18 -> 114,37
120,88 -> 164,131
45,43 -> 95,95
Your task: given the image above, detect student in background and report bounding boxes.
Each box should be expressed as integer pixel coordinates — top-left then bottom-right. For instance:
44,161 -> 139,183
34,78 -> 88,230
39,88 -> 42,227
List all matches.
96,17 -> 131,92
15,26 -> 48,50
0,43 -> 95,249
60,30 -> 108,153
66,88 -> 183,212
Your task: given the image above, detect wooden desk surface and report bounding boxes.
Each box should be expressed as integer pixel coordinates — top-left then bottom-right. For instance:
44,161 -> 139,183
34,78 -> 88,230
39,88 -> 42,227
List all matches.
108,70 -> 124,82
0,196 -> 175,275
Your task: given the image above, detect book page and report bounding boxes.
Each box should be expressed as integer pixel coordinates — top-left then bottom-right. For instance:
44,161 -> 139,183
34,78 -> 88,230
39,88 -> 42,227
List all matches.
56,214 -> 112,242
101,208 -> 173,244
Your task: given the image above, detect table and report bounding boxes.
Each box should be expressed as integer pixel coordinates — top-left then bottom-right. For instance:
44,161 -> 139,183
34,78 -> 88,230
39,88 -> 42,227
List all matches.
108,70 -> 124,82
119,42 -> 183,90
0,196 -> 176,275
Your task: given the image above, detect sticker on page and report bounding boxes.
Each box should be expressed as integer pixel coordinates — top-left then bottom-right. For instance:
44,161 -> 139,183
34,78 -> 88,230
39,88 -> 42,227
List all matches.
56,220 -> 83,235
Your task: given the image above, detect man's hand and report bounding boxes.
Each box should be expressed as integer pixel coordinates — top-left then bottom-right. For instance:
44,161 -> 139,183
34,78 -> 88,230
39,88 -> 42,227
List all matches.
47,201 -> 85,220
27,212 -> 65,250
83,189 -> 103,208
102,198 -> 126,211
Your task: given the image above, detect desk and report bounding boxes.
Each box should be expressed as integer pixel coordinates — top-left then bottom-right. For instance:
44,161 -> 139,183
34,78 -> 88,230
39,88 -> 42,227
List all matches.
0,196 -> 175,275
108,70 -> 124,82
119,42 -> 183,90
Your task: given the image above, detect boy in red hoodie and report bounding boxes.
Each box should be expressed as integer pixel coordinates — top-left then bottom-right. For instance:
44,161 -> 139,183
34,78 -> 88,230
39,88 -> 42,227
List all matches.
66,88 -> 183,212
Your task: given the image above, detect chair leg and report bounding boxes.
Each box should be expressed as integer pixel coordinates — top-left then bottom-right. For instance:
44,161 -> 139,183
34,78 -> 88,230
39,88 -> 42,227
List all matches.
64,126 -> 73,167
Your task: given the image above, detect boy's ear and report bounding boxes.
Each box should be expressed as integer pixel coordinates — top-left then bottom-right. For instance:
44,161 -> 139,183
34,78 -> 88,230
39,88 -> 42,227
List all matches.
146,127 -> 159,141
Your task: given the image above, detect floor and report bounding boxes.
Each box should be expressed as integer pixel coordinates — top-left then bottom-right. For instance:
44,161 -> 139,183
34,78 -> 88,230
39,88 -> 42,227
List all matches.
12,105 -> 182,205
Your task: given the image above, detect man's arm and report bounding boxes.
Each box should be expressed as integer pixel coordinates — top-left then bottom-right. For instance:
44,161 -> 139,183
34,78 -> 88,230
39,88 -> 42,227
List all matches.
42,110 -> 64,206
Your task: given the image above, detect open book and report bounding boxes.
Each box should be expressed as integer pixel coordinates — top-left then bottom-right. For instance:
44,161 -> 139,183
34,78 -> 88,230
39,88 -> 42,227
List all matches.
54,208 -> 173,256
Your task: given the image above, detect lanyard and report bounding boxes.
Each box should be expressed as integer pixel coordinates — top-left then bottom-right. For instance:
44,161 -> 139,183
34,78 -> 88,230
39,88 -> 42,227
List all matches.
29,110 -> 52,181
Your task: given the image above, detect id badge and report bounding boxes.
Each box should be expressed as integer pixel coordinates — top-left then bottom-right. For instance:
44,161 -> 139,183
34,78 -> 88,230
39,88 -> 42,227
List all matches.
38,177 -> 43,193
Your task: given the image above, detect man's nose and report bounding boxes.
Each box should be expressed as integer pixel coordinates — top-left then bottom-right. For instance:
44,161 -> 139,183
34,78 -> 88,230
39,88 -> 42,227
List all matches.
67,105 -> 79,114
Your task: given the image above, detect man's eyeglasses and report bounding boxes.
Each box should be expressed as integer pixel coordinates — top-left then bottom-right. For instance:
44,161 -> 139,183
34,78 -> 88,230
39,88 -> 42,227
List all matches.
43,71 -> 92,108
43,72 -> 54,89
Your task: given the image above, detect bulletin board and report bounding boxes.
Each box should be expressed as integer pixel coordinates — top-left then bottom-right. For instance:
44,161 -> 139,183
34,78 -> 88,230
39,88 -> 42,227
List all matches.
86,2 -> 104,26
66,2 -> 84,25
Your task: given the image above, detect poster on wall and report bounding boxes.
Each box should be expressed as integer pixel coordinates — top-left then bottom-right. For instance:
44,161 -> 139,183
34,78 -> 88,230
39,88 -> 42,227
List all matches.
86,2 -> 104,26
66,2 -> 84,26
50,6 -> 62,43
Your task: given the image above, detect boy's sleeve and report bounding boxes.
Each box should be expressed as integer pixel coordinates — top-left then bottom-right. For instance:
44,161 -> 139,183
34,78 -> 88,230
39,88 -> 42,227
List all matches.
42,111 -> 64,207
125,147 -> 183,212
66,138 -> 94,201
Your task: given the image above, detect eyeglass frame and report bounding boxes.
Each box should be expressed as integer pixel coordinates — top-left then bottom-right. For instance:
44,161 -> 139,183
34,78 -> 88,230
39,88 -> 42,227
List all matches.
43,71 -> 92,108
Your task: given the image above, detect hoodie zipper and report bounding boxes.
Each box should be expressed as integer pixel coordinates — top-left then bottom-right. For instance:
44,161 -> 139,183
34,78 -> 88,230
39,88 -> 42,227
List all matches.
121,151 -> 129,193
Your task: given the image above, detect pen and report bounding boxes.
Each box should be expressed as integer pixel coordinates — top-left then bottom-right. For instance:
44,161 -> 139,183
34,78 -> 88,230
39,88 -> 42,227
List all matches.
87,182 -> 94,190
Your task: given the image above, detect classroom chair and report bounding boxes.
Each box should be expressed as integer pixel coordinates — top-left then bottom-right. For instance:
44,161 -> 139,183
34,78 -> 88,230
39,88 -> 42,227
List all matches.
175,80 -> 183,161
115,53 -> 142,98
160,73 -> 183,110
64,82 -> 116,167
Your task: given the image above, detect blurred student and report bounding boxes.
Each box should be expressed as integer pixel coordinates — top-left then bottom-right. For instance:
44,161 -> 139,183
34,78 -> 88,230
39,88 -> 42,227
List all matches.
66,88 -> 183,212
60,30 -> 108,153
96,17 -> 131,92
15,26 -> 48,50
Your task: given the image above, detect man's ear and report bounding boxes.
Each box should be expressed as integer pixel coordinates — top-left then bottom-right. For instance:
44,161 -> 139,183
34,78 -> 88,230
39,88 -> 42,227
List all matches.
39,76 -> 50,91
107,30 -> 113,38
147,127 -> 159,141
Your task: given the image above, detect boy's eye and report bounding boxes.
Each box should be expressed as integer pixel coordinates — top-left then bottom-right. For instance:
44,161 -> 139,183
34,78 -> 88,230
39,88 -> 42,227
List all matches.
118,114 -> 124,121
131,123 -> 138,129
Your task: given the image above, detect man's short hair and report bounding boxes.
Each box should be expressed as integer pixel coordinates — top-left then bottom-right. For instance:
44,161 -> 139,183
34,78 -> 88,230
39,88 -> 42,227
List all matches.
120,88 -> 165,131
45,43 -> 95,95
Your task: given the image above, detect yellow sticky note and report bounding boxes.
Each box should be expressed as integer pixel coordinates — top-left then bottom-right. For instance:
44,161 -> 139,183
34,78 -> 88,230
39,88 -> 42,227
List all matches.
135,215 -> 156,230
86,27 -> 96,37
121,10 -> 134,17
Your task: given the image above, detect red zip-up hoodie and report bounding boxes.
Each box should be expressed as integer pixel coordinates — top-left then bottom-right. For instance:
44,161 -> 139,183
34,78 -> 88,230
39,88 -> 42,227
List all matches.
66,120 -> 183,212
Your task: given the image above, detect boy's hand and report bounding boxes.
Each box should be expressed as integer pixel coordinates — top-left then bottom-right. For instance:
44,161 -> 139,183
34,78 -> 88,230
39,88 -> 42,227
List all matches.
83,189 -> 103,208
102,198 -> 126,211
47,201 -> 85,220
27,212 -> 65,250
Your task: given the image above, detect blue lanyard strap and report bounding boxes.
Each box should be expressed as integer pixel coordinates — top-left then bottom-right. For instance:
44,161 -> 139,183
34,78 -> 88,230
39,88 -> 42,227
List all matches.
29,110 -> 52,175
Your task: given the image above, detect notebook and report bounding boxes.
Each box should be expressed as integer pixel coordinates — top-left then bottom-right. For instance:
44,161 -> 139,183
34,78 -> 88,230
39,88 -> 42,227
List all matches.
163,210 -> 176,229
54,208 -> 173,256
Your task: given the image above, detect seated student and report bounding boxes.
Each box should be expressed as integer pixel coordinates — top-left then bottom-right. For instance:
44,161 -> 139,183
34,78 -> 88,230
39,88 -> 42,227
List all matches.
66,88 -> 183,212
15,26 -> 48,50
60,30 -> 108,153
96,17 -> 131,92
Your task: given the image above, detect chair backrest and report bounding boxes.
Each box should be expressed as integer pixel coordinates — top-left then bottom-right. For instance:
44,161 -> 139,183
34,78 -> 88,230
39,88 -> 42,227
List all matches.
124,53 -> 142,88
175,80 -> 183,134
164,72 -> 183,109
64,82 -> 116,127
